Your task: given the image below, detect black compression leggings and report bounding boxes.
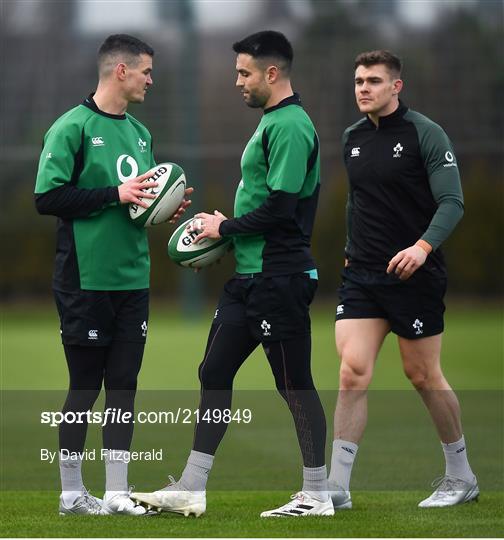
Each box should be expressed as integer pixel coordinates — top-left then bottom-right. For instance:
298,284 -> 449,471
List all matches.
59,342 -> 144,453
193,324 -> 327,467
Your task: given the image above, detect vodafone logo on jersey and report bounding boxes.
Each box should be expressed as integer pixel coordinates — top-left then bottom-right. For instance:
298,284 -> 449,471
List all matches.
443,151 -> 458,168
116,154 -> 139,183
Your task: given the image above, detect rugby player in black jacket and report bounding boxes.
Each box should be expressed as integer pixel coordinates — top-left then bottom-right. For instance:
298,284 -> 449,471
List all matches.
328,50 -> 478,509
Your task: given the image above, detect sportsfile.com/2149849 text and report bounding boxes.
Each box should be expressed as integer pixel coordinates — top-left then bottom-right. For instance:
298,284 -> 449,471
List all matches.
40,407 -> 253,427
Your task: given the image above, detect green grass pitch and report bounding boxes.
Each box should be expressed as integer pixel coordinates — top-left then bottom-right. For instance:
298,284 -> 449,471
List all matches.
1,303 -> 503,537
1,491 -> 503,538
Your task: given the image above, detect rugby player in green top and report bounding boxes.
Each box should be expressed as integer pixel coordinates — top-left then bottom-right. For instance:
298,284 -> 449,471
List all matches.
328,50 -> 478,509
131,31 -> 333,518
35,34 -> 191,516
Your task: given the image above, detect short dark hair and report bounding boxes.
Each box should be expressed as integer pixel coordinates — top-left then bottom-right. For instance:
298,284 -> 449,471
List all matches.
232,30 -> 293,74
354,50 -> 402,77
98,34 -> 154,76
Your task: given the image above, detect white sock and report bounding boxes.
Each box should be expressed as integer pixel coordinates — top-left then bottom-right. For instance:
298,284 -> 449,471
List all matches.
303,465 -> 329,502
442,435 -> 474,482
59,452 -> 84,506
328,439 -> 358,491
179,450 -> 214,492
103,449 -> 129,497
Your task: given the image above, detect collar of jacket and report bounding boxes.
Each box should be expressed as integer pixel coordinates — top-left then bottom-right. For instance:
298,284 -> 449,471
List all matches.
366,99 -> 409,129
263,92 -> 302,115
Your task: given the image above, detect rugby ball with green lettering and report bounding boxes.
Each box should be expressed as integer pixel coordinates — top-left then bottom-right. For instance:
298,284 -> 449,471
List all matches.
129,162 -> 186,227
167,217 -> 232,268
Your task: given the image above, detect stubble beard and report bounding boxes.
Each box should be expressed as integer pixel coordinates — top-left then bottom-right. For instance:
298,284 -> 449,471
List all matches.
244,89 -> 268,109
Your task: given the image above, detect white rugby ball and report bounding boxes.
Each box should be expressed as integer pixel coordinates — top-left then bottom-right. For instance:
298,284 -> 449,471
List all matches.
129,162 -> 186,227
167,217 -> 232,268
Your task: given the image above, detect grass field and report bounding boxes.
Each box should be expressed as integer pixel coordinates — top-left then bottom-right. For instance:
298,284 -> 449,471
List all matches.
1,491 -> 503,538
1,303 -> 503,537
2,302 -> 502,390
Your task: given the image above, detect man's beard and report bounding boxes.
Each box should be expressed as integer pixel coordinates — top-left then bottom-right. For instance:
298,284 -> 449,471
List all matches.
245,90 -> 267,109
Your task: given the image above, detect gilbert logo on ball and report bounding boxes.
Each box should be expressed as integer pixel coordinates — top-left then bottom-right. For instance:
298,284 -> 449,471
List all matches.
129,162 -> 186,227
167,217 -> 232,269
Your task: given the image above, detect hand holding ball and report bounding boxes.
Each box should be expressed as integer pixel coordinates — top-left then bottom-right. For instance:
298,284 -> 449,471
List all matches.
167,217 -> 231,268
129,163 -> 186,227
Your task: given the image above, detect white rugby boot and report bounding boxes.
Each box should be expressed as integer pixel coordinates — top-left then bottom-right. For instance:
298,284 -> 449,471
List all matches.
328,481 -> 352,509
260,491 -> 334,517
102,488 -> 151,516
130,476 -> 206,517
59,488 -> 104,515
418,475 -> 480,508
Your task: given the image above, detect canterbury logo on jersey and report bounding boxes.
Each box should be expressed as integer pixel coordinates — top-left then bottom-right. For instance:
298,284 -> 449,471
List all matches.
91,137 -> 105,146
88,329 -> 98,340
116,154 -> 139,183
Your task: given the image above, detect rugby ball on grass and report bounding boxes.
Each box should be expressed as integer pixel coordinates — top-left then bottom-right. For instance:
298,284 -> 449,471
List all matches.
168,217 -> 232,268
129,162 -> 186,227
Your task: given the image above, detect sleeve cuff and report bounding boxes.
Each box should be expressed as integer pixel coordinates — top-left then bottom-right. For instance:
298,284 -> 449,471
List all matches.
105,187 -> 120,204
219,219 -> 231,237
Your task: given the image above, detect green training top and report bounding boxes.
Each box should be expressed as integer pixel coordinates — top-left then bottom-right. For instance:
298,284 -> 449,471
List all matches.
35,96 -> 155,291
219,94 -> 320,276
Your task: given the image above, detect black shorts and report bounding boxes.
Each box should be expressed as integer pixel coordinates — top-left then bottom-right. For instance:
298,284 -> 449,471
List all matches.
54,289 -> 149,347
335,267 -> 446,339
213,273 -> 318,342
